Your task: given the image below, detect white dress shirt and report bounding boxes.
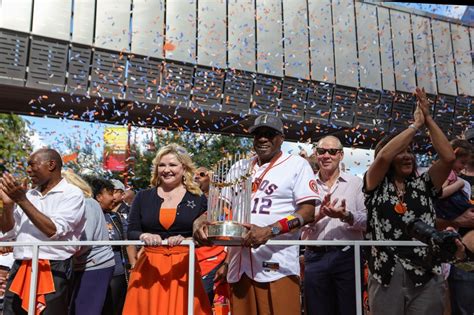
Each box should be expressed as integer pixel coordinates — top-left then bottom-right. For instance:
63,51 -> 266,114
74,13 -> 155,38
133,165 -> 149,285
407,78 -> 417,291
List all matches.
301,171 -> 366,241
0,178 -> 86,260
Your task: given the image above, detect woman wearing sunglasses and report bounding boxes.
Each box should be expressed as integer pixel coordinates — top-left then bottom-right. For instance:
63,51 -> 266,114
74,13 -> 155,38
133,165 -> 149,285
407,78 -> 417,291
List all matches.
363,88 -> 465,314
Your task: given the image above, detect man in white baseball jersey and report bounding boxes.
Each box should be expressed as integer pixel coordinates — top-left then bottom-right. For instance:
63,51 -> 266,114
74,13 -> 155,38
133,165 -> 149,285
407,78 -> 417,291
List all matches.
194,114 -> 320,315
301,136 -> 366,315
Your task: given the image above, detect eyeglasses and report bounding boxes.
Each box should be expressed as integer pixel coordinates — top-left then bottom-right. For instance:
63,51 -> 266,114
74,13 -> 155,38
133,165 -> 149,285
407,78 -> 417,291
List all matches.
316,148 -> 342,156
195,172 -> 208,177
253,129 -> 281,139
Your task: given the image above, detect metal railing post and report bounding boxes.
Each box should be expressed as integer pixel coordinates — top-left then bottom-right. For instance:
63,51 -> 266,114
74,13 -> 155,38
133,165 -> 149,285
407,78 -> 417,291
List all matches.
187,241 -> 195,314
354,244 -> 362,315
28,244 -> 39,315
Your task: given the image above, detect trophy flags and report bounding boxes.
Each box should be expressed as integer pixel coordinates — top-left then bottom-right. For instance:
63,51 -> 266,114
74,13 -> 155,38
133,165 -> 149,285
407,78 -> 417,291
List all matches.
103,126 -> 128,171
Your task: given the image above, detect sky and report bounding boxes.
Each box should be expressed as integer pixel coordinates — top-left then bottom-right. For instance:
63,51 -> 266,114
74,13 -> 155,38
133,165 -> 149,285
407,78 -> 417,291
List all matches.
389,3 -> 468,20
21,3 -> 469,178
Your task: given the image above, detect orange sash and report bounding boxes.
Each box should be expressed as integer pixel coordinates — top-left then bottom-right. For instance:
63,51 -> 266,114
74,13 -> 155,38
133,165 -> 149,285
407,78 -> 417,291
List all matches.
9,260 -> 56,315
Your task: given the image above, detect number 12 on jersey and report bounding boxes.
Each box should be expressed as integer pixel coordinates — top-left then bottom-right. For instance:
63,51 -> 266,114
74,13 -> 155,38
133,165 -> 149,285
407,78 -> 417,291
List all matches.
251,197 -> 272,214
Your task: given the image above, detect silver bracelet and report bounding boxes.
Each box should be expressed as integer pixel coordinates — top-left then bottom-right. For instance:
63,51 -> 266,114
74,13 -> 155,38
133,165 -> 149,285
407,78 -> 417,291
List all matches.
408,124 -> 419,132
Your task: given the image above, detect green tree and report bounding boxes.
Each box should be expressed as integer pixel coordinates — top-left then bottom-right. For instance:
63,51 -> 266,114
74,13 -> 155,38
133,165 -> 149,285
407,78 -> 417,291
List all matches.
0,113 -> 32,175
128,146 -> 154,189
128,129 -> 253,189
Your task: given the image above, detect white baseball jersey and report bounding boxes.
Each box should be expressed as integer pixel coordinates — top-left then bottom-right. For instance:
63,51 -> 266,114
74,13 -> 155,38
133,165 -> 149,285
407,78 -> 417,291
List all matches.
226,152 -> 320,283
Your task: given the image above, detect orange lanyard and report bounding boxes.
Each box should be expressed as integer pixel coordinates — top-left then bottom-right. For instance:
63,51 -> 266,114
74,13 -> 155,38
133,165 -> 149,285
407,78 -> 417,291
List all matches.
251,152 -> 282,193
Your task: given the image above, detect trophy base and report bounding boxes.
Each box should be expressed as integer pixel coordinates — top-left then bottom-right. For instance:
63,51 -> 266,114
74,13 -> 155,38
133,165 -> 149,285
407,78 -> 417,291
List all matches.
208,222 -> 247,246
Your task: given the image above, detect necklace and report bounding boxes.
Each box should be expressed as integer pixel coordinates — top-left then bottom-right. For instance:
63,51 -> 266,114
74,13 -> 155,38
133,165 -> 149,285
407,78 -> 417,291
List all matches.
158,185 -> 185,199
251,152 -> 282,193
161,193 -> 175,200
394,182 -> 407,214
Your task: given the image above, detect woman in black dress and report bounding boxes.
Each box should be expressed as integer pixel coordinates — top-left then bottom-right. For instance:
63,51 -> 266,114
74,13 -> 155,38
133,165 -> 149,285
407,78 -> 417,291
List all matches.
123,144 -> 211,315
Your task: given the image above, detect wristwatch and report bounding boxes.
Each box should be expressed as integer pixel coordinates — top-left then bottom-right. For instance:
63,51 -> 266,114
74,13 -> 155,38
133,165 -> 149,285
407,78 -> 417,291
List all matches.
270,226 -> 281,236
340,211 -> 354,223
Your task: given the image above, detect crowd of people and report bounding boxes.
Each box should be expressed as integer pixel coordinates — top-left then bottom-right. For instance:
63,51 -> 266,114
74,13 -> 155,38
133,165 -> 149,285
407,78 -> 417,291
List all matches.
0,87 -> 472,315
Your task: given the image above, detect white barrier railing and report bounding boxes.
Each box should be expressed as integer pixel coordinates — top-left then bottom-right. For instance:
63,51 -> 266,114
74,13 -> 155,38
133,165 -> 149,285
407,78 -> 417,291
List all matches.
0,239 -> 425,315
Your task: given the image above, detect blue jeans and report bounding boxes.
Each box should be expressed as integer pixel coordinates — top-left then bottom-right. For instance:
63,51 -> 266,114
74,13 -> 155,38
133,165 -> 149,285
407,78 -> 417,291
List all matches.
448,266 -> 474,315
201,261 -> 224,305
69,266 -> 114,315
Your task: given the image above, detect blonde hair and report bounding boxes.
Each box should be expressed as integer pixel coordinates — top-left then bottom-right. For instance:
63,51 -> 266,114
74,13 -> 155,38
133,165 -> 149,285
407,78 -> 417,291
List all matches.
62,170 -> 93,198
150,144 -> 202,195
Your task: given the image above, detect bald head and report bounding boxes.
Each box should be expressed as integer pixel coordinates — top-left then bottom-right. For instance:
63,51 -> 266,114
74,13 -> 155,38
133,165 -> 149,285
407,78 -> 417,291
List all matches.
314,136 -> 344,176
27,148 -> 63,192
33,148 -> 63,169
316,136 -> 343,149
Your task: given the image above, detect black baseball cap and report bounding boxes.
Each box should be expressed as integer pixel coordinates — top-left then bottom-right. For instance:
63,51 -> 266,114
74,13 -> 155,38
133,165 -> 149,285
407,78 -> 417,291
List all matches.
248,114 -> 284,134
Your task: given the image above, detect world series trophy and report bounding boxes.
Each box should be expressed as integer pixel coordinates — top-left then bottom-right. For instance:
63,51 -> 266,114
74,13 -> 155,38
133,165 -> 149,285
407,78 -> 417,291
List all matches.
207,154 -> 253,245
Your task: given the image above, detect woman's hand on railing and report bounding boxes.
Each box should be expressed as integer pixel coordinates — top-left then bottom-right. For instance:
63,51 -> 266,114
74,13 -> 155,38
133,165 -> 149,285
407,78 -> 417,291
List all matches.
139,233 -> 162,246
167,235 -> 184,247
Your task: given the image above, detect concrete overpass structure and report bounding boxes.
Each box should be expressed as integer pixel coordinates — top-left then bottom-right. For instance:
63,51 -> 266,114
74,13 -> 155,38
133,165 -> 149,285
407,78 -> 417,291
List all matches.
0,0 -> 472,149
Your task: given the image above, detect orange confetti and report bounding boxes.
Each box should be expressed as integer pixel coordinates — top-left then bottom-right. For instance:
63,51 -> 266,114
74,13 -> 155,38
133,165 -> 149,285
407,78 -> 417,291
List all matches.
163,42 -> 176,51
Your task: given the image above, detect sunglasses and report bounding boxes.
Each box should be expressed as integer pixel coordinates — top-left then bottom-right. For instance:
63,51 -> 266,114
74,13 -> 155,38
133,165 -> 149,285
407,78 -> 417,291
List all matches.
195,172 -> 208,177
253,129 -> 281,139
316,148 -> 342,156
